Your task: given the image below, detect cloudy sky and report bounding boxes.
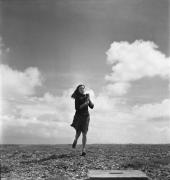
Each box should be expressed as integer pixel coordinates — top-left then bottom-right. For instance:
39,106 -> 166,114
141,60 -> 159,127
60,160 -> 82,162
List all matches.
1,0 -> 170,144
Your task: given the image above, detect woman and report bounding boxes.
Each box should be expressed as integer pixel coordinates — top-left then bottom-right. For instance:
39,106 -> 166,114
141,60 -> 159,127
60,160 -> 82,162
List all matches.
71,84 -> 94,156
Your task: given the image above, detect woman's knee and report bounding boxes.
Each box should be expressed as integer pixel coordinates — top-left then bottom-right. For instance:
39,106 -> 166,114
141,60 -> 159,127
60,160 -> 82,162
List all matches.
82,132 -> 87,138
76,131 -> 81,137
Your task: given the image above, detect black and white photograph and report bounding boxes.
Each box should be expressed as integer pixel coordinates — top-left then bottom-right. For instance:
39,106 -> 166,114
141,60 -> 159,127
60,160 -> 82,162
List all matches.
1,0 -> 170,179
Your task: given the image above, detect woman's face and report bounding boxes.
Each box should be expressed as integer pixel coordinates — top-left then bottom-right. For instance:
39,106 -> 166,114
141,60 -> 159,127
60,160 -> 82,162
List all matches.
78,85 -> 85,95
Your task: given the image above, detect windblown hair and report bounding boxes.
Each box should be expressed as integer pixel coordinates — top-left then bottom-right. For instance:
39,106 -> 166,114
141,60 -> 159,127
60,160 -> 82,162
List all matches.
71,84 -> 85,99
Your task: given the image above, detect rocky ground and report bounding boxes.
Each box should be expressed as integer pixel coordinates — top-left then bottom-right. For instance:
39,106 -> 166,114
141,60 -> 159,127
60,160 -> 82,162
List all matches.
1,144 -> 170,180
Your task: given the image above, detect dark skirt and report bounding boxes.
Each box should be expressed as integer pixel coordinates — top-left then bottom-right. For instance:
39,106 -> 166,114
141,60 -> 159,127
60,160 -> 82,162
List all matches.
71,113 -> 90,133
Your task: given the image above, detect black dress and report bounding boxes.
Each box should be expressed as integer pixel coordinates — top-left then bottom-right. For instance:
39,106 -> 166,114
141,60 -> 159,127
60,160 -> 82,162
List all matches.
71,94 -> 94,133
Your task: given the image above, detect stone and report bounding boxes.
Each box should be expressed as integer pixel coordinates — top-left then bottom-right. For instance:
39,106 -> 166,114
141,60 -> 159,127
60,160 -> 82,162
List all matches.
88,170 -> 149,180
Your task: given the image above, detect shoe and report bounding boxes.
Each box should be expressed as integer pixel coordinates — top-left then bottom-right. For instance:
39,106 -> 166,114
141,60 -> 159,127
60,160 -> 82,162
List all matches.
72,140 -> 77,149
81,151 -> 86,156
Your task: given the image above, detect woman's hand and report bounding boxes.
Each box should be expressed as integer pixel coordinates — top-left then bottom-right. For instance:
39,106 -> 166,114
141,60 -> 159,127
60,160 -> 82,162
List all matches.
86,99 -> 90,105
86,93 -> 90,100
79,99 -> 89,109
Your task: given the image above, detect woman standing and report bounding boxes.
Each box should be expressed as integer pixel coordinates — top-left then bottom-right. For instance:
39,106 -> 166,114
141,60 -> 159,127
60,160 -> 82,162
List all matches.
71,84 -> 94,156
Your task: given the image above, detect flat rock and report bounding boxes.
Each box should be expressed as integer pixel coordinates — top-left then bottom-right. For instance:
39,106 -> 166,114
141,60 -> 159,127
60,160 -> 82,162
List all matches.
88,170 -> 149,180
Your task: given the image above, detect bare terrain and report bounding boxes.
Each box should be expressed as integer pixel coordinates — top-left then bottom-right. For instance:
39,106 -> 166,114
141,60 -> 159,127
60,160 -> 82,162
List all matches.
1,144 -> 170,180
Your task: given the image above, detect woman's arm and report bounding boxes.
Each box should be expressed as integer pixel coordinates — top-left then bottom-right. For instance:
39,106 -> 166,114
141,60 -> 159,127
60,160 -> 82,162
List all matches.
88,99 -> 94,109
86,94 -> 94,109
80,100 -> 89,109
75,98 -> 89,110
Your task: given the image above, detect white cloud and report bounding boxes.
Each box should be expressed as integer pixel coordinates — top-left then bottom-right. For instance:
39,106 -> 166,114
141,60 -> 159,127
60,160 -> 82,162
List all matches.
0,63 -> 72,143
89,97 -> 170,144
1,97 -> 73,144
2,114 -> 73,144
132,99 -> 170,120
17,91 -> 74,123
0,64 -> 42,98
104,83 -> 130,96
1,39 -> 170,144
1,83 -> 76,143
105,40 -> 170,95
0,64 -> 43,142
2,76 -> 170,144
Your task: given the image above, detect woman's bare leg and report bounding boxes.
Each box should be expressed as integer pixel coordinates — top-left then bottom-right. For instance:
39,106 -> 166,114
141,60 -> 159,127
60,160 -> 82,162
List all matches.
72,130 -> 81,148
75,130 -> 81,141
82,132 -> 87,152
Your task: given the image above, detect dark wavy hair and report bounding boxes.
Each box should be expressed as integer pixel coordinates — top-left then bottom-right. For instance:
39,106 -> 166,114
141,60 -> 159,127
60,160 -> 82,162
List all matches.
71,84 -> 85,99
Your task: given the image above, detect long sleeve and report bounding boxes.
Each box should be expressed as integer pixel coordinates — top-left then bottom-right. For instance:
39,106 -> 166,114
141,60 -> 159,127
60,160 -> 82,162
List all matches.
88,99 -> 94,109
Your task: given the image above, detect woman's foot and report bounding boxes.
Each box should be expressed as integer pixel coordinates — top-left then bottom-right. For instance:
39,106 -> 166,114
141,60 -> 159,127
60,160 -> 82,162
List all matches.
81,151 -> 86,156
81,149 -> 86,156
72,140 -> 77,149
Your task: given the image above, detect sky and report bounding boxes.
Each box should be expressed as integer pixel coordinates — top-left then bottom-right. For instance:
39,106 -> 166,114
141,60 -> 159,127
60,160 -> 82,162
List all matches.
0,0 -> 170,144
